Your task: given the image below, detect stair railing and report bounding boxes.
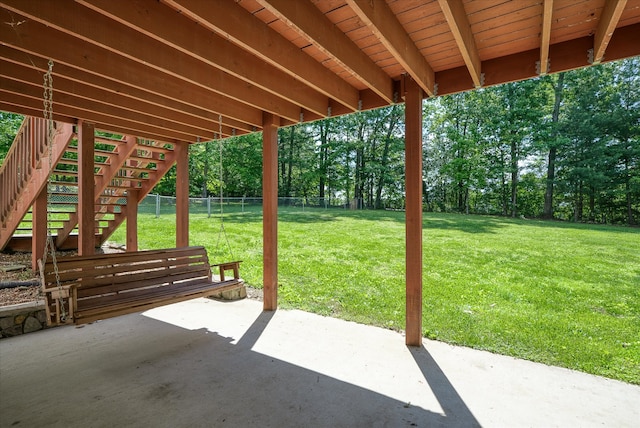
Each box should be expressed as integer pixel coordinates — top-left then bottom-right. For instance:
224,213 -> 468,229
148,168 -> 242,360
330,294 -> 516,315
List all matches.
0,117 -> 49,227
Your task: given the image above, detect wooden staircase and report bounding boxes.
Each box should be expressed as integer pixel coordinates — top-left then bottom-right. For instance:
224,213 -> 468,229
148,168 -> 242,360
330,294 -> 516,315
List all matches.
0,116 -> 176,252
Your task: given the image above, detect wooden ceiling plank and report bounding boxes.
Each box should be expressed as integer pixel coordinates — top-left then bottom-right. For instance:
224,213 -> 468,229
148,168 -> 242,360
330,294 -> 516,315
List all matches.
256,0 -> 395,104
164,0 -> 360,112
0,10 -> 263,130
78,0 -> 330,117
0,1 -> 301,122
346,0 -> 435,97
437,0 -> 483,88
593,0 -> 628,63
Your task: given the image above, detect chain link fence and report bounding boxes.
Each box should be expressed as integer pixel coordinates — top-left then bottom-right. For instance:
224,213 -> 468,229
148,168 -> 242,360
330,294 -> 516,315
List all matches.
139,194 -> 355,217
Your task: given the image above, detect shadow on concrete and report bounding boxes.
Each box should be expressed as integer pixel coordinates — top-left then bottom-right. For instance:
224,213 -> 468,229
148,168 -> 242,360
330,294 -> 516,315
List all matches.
0,307 -> 480,428
409,345 -> 481,427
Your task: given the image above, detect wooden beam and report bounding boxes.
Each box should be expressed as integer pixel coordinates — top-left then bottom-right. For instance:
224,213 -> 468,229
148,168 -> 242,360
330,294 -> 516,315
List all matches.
175,142 -> 189,248
437,0 -> 483,88
0,7 -> 270,127
540,0 -> 554,75
0,103 -> 74,128
78,120 -> 96,256
79,0 -> 330,118
0,45 -> 262,134
0,87 -> 197,143
0,60 -> 241,138
126,189 -> 138,252
262,113 -> 279,311
435,24 -> 640,97
347,0 -> 435,97
0,77 -> 215,141
165,0 -> 360,112
0,44 -> 259,132
31,186 -> 47,271
593,0 -> 628,64
0,1 -> 302,122
257,0 -> 394,104
404,76 -> 423,347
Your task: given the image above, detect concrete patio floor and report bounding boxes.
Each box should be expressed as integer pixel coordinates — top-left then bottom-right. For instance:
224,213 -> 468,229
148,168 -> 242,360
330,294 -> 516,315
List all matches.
1,298 -> 638,427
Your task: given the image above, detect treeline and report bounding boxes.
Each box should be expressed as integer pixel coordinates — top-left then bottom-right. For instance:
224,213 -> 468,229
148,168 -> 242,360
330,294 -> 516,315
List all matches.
1,59 -> 638,225
167,58 -> 637,225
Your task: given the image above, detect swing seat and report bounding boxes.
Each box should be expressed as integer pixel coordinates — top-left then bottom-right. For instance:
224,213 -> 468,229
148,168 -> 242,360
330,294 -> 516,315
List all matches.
39,246 -> 242,326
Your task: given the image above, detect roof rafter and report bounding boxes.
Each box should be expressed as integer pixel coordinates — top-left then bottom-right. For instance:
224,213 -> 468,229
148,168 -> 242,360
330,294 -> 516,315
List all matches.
77,0 -> 330,118
0,90 -> 197,142
0,9 -> 264,131
593,0 -> 628,64
437,0 -> 483,88
256,0 -> 394,104
0,103 -> 76,127
0,1 -> 301,123
0,44 -> 255,134
540,0 -> 554,75
163,0 -> 360,112
0,61 -> 241,139
346,0 -> 436,97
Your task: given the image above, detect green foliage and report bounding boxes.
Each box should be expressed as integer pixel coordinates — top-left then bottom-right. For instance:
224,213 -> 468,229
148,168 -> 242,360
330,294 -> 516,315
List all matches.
143,58 -> 639,224
110,210 -> 640,384
2,58 -> 638,224
0,112 -> 24,165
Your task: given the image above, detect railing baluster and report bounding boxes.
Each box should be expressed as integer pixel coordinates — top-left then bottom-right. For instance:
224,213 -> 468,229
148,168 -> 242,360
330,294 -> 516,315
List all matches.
0,116 -> 51,228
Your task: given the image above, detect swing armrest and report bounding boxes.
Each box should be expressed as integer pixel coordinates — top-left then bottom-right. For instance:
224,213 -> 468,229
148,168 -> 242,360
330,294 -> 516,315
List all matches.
211,261 -> 242,281
38,259 -> 76,296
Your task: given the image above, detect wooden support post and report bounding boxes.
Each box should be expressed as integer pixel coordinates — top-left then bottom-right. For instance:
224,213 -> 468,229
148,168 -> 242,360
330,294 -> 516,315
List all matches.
262,113 -> 279,311
404,76 -> 424,347
126,189 -> 138,252
175,142 -> 189,248
31,186 -> 47,271
78,120 -> 95,256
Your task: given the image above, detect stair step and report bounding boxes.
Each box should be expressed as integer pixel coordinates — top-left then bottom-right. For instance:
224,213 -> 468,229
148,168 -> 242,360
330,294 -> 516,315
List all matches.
52,170 -> 78,177
136,144 -> 173,154
127,154 -> 159,162
65,146 -> 118,156
49,180 -> 78,186
94,135 -> 128,145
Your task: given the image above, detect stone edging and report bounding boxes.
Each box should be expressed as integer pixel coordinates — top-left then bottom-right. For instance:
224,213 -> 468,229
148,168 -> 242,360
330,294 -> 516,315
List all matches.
0,300 -> 48,338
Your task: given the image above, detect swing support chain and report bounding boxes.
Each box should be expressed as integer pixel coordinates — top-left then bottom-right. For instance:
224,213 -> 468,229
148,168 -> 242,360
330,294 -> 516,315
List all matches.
214,114 -> 234,260
41,59 -> 67,322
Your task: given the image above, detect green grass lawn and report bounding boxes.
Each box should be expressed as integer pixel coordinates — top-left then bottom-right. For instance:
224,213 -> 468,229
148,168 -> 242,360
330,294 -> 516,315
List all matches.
110,208 -> 640,384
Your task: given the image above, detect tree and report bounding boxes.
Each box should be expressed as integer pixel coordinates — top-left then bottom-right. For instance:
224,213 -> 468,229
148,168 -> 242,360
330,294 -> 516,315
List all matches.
488,80 -> 549,217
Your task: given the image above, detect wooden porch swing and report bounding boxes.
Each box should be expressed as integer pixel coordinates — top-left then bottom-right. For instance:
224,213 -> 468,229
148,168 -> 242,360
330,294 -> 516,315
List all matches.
39,246 -> 242,326
37,62 -> 242,327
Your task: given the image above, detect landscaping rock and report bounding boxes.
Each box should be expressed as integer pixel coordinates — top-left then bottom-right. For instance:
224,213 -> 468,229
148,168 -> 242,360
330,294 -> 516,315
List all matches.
23,316 -> 43,333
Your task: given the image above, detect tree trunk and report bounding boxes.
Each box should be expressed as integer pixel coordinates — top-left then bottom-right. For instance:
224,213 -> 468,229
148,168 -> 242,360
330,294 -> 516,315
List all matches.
285,126 -> 295,196
544,72 -> 565,219
510,139 -> 518,217
318,122 -> 328,201
589,186 -> 596,222
574,180 -> 583,222
500,149 -> 508,216
374,107 -> 400,209
625,154 -> 634,225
